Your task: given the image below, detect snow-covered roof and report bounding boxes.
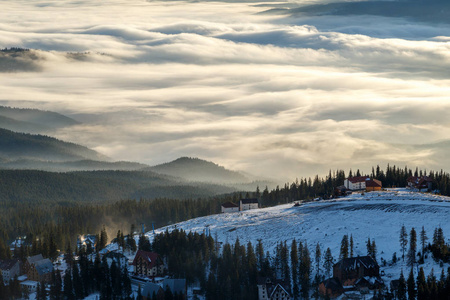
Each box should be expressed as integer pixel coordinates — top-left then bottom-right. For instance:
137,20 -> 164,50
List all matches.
240,198 -> 258,204
27,254 -> 44,265
334,256 -> 378,272
34,259 -> 53,275
222,201 -> 239,208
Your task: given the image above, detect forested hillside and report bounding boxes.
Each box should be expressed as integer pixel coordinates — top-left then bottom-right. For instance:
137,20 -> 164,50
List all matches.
149,157 -> 250,184
0,169 -> 236,204
0,128 -> 108,162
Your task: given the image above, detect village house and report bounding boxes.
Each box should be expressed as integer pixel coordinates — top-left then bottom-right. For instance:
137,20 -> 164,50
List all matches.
142,282 -> 164,300
105,251 -> 128,268
141,278 -> 186,300
77,234 -> 97,252
319,256 -> 383,298
407,176 -> 433,192
23,254 -> 43,275
221,201 -> 239,213
365,179 -> 382,192
20,280 -> 38,294
318,277 -> 344,299
334,185 -> 349,197
0,259 -> 20,285
333,256 -> 382,287
162,278 -> 187,300
240,198 -> 259,211
257,277 -> 292,300
132,250 -> 166,278
28,258 -> 53,282
344,176 -> 382,192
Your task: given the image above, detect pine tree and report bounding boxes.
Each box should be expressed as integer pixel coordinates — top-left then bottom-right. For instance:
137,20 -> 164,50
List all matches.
407,227 -> 417,266
50,270 -> 62,300
367,238 -> 372,257
72,262 -> 84,299
407,268 -> 416,300
63,269 -> 74,300
350,235 -> 354,257
427,268 -> 438,299
398,270 -> 407,300
371,240 -> 377,261
65,242 -> 73,269
416,267 -> 427,300
49,231 -> 58,260
299,243 -> 311,299
256,239 -> 264,270
315,242 -> 321,274
339,235 -> 349,260
400,225 -> 408,261
323,248 -> 333,277
419,226 -> 427,261
290,240 -> 299,300
99,226 -> 108,250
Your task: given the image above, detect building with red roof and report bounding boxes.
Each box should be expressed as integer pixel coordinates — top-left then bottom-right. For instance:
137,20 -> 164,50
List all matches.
344,176 -> 382,192
132,250 -> 166,278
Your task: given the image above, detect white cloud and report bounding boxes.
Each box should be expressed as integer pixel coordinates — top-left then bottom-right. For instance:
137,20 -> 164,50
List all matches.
0,0 -> 450,181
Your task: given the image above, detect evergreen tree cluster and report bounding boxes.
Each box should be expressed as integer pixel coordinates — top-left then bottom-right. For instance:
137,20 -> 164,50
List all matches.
394,267 -> 450,300
151,229 -> 324,300
63,249 -> 132,300
260,165 -> 450,207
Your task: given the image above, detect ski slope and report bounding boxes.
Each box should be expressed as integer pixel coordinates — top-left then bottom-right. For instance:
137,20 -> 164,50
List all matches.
147,189 -> 450,281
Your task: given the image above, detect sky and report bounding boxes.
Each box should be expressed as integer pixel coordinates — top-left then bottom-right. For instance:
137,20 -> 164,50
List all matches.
1,0 -> 450,181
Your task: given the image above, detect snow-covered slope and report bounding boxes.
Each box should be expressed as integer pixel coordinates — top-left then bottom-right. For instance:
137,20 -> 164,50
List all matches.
146,189 -> 450,281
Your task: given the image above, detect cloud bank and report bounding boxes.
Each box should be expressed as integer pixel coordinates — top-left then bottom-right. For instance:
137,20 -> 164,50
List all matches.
0,0 -> 449,181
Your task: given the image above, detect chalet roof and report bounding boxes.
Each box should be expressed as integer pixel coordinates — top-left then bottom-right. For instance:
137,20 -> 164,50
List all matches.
0,259 -> 19,271
365,179 -> 382,188
269,283 -> 291,299
105,251 -> 127,260
321,277 -> 343,292
142,282 -> 163,298
334,256 -> 379,272
407,176 -> 433,183
27,254 -> 44,265
34,259 -> 53,276
240,198 -> 259,204
163,278 -> 186,295
132,250 -> 160,269
355,276 -> 384,288
221,201 -> 239,208
347,176 -> 370,183
257,277 -> 291,298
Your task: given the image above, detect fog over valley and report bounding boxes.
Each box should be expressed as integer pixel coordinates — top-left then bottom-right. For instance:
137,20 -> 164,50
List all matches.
1,0 -> 450,179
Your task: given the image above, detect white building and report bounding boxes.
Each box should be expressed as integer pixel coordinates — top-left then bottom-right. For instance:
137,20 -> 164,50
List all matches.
240,198 -> 259,211
20,280 -> 38,293
0,259 -> 20,285
344,176 -> 370,191
221,202 -> 239,213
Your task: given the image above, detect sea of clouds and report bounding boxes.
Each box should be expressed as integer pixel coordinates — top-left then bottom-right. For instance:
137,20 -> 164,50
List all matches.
1,0 -> 449,180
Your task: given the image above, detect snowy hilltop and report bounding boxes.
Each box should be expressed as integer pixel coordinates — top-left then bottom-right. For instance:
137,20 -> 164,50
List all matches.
145,189 -> 450,285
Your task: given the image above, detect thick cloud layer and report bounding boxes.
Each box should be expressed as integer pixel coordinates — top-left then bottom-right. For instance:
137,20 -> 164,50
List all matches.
0,0 -> 449,180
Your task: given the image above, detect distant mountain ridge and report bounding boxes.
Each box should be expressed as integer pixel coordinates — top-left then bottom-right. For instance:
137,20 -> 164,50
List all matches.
0,127 -> 109,162
0,105 -> 79,133
149,157 -> 250,184
284,0 -> 450,24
